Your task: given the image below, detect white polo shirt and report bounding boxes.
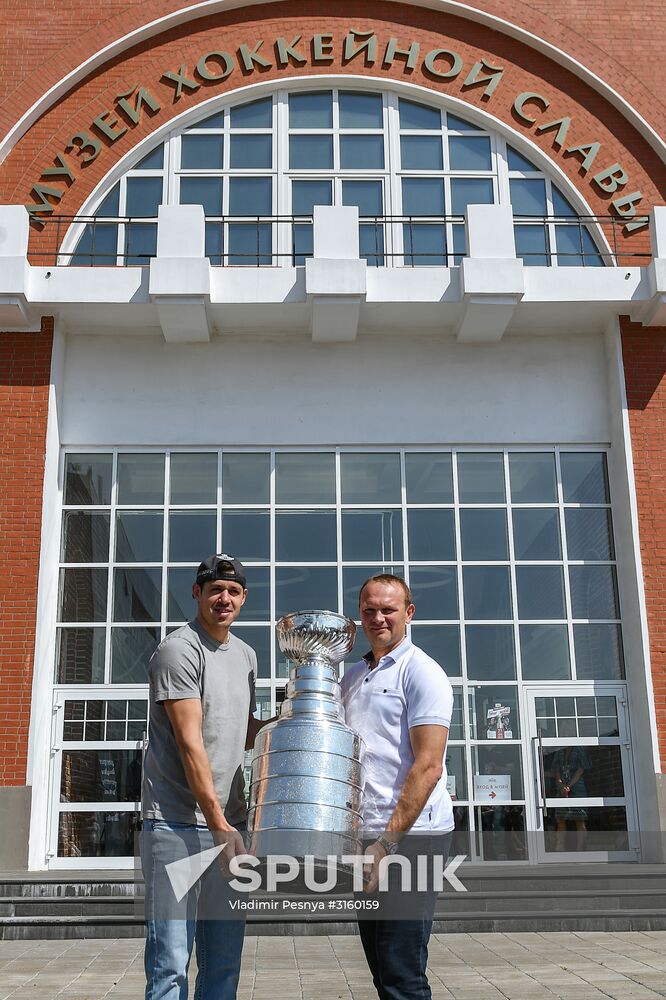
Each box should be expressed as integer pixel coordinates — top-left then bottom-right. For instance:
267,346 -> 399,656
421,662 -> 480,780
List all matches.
340,637 -> 454,834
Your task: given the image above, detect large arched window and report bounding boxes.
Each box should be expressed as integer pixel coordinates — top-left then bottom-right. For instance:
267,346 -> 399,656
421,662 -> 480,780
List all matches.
68,88 -> 604,267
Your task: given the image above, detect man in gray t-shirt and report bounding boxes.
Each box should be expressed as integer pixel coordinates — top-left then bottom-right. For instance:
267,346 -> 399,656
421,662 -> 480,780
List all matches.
142,554 -> 270,1000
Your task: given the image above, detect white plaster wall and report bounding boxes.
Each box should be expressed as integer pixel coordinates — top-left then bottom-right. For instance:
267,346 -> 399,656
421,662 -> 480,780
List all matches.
61,331 -> 610,446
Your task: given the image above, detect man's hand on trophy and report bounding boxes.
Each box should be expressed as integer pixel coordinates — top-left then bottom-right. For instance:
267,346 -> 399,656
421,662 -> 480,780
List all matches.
213,826 -> 249,879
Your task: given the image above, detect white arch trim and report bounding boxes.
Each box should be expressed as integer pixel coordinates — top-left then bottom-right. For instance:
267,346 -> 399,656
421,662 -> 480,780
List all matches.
0,0 -> 664,168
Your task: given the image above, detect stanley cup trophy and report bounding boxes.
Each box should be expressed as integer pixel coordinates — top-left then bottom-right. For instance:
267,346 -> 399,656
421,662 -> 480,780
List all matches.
248,611 -> 364,866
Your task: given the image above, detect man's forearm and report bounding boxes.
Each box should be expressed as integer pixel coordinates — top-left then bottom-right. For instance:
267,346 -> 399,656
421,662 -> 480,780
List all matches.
384,761 -> 443,838
177,740 -> 233,832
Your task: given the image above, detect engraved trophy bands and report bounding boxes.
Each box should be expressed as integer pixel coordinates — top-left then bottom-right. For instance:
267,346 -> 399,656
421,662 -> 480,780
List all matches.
248,611 -> 364,862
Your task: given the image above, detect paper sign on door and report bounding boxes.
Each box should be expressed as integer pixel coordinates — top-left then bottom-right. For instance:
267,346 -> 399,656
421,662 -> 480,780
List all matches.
474,774 -> 511,802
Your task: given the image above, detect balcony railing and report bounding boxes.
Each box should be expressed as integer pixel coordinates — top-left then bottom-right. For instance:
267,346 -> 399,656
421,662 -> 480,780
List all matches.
27,213 -> 652,268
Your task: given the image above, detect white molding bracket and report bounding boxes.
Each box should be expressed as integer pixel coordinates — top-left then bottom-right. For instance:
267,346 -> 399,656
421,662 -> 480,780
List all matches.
306,207 -> 367,342
149,205 -> 212,342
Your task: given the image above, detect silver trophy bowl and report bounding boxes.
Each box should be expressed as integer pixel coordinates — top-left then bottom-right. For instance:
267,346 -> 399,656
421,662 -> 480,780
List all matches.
248,611 -> 364,862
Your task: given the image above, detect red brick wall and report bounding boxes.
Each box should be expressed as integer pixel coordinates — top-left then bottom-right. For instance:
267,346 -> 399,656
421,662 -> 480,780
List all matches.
0,319 -> 53,785
621,317 -> 666,768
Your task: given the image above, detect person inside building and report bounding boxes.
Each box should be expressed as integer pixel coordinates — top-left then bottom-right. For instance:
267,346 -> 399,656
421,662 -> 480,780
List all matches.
340,574 -> 454,1000
141,554 -> 270,1000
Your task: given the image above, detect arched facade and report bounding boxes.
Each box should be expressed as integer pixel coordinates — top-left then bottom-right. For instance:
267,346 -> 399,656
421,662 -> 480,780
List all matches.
0,0 -> 664,876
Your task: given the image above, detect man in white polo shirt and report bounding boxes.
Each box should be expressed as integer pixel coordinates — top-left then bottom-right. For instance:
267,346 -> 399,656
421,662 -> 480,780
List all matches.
340,574 -> 454,1000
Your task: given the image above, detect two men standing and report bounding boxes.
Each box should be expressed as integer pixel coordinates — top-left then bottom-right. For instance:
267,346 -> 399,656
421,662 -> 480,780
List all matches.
142,558 -> 453,1000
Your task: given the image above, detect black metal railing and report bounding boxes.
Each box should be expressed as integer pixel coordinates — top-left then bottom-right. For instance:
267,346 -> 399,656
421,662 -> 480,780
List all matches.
28,212 -> 652,268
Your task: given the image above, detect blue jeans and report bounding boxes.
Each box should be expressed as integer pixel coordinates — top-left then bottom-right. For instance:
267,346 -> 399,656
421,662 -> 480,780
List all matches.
357,832 -> 452,1000
142,820 -> 246,1000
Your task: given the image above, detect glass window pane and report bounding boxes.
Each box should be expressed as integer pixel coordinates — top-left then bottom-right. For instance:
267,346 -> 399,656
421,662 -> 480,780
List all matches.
170,453 -> 218,504
289,91 -> 333,128
509,452 -> 557,502
59,568 -> 108,622
222,453 -> 270,503
403,223 -> 446,265
407,509 -> 456,561
124,223 -> 157,265
293,223 -> 313,265
342,180 -> 383,216
507,146 -> 536,171
569,565 -> 619,620
229,177 -> 272,215
96,184 -> 120,217
410,625 -> 461,676
125,177 -> 162,217
289,134 -> 333,169
449,135 -> 491,171
227,223 -> 271,265
276,511 -> 337,562
179,177 -> 223,216
194,109 -> 225,128
450,178 -> 493,214
167,566 -> 196,622
574,624 -> 624,679
474,744 -> 524,799
400,136 -> 442,170
230,134 -> 272,168
114,567 -> 161,622
561,452 -> 609,504
339,92 -> 383,128
341,453 -> 401,503
409,567 -> 458,620
135,145 -> 164,170
451,224 -> 466,264
471,686 -> 520,739
460,509 -> 508,561
275,452 -> 336,503
466,625 -> 515,680
275,567 -> 337,617
405,452 -> 453,503
56,628 -> 106,684
221,511 -> 269,561
445,745 -> 467,801
340,135 -> 384,169
514,224 -> 549,265
516,566 -> 566,620
292,180 -> 332,215
342,510 -> 403,562
60,750 -> 143,802
242,566 -> 270,620
552,187 -> 576,216
463,566 -> 511,620
58,812 -> 140,859
556,224 -> 603,266
168,512 -> 216,562
510,178 -> 547,215
457,453 -> 505,503
232,626 -> 271,679
447,113 -> 479,132
359,223 -> 384,266
520,624 -> 570,679
565,508 -> 614,561
70,222 -> 118,265
399,99 -> 440,130
205,222 -> 223,265
111,627 -> 159,683
115,512 -> 163,562
65,454 -> 112,505
342,565 -> 403,621
61,512 -> 110,563
512,508 -> 561,560
181,134 -> 223,169
231,98 -> 272,128
117,454 -> 164,505
402,178 -> 445,216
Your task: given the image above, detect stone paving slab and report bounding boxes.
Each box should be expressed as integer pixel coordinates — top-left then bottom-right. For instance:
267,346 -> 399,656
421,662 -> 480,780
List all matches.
0,933 -> 665,999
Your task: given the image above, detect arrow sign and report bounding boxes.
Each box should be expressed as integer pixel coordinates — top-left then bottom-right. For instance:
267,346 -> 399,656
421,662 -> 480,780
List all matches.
165,841 -> 226,902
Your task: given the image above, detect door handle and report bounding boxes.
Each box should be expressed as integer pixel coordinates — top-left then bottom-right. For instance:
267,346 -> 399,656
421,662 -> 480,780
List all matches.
532,731 -> 548,820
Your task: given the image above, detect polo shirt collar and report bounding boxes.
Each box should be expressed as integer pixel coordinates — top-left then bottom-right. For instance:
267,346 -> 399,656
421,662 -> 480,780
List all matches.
362,635 -> 412,670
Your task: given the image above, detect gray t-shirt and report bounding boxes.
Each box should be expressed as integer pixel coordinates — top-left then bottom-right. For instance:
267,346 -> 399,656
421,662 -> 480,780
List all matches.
142,620 -> 256,826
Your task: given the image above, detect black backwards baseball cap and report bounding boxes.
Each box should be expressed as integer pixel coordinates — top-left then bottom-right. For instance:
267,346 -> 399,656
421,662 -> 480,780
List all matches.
195,554 -> 247,589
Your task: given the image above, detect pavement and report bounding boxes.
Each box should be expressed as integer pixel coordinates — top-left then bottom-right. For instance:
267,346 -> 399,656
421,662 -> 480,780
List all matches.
1,931 -> 666,999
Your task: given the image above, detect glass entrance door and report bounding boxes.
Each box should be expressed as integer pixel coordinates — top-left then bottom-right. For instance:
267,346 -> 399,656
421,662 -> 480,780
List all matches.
526,686 -> 639,862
